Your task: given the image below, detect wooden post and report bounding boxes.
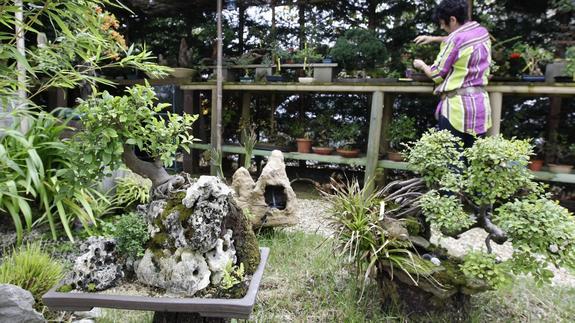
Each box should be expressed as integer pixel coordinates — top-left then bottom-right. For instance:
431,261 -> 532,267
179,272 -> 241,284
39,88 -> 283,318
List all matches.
239,92 -> 251,168
380,93 -> 394,155
212,0 -> 223,177
183,90 -> 196,173
546,96 -> 562,165
210,88 -> 219,176
467,0 -> 473,21
487,92 -> 503,136
364,91 -> 384,193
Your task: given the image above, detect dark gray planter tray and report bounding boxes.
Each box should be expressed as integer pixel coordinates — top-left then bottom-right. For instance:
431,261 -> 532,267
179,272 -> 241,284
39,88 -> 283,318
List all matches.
43,247 -> 269,319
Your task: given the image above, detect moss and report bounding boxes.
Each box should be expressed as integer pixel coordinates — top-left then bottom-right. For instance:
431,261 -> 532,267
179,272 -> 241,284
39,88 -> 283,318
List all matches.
57,284 -> 74,293
87,283 -> 96,292
225,196 -> 260,274
404,217 -> 422,236
431,257 -> 467,287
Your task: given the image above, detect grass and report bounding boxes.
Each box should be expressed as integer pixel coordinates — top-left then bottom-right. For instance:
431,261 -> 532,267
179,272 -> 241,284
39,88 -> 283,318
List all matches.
90,230 -> 575,322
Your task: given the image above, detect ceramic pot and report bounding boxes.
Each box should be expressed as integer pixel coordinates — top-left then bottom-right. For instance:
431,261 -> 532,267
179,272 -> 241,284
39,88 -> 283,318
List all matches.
298,77 -> 314,83
387,151 -> 404,161
296,138 -> 312,153
336,148 -> 360,158
528,159 -> 544,171
312,147 -> 334,155
548,164 -> 574,174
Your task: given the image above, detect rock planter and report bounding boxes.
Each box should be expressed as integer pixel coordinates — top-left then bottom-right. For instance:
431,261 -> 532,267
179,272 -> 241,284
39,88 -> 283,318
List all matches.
44,175 -> 266,322
43,248 -> 269,322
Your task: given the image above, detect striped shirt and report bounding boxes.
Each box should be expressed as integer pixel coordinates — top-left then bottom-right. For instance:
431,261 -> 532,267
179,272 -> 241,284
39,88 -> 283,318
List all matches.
430,21 -> 492,135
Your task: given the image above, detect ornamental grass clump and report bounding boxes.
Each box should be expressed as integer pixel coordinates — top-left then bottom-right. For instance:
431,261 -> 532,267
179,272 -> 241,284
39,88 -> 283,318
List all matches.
0,242 -> 63,304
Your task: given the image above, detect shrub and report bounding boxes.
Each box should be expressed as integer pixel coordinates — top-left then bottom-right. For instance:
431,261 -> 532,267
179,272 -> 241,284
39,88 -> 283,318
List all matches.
0,242 -> 63,304
115,213 -> 149,259
115,172 -> 152,206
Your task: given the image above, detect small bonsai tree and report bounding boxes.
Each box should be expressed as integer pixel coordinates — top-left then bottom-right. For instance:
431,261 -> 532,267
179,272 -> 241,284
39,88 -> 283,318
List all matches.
72,83 -> 197,197
512,43 -> 553,76
329,28 -> 387,73
387,115 -> 417,153
332,122 -> 361,150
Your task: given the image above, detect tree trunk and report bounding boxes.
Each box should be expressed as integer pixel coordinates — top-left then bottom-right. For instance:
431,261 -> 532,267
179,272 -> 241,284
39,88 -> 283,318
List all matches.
121,145 -> 172,187
238,4 -> 245,54
298,0 -> 306,49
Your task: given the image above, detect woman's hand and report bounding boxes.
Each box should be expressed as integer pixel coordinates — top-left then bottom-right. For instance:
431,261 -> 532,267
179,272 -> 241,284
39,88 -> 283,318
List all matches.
413,59 -> 426,70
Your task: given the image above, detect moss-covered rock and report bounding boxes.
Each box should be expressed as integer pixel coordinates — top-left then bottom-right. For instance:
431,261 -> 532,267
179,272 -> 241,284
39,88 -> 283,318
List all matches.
224,195 -> 260,274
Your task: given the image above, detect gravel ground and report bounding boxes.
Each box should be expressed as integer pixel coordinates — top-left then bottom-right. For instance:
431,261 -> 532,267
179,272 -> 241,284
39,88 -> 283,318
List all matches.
290,197 -> 575,288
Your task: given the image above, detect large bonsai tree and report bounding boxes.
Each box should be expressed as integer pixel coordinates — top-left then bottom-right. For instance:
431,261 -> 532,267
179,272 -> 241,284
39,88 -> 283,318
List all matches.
328,129 -> 575,314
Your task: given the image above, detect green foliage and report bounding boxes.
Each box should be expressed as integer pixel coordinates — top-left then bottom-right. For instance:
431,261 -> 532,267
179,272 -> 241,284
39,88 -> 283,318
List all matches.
511,43 -> 554,76
418,190 -> 474,234
115,172 -> 152,206
495,199 -> 575,274
220,261 -> 245,290
325,179 -> 434,288
406,129 -> 464,186
0,110 -> 101,243
0,242 -> 63,304
331,122 -> 361,149
565,46 -> 575,80
329,28 -> 387,71
460,251 -> 511,288
73,84 -> 197,183
114,213 -> 149,259
240,127 -> 257,169
387,115 -> 417,151
0,0 -> 168,101
407,129 -> 575,287
463,136 -> 533,206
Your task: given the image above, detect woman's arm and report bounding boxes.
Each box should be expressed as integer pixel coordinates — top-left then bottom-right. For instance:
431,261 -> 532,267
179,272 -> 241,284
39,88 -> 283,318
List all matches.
414,35 -> 447,45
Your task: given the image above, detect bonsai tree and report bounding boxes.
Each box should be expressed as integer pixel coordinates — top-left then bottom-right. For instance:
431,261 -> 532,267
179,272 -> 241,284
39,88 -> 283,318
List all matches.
72,83 -> 197,197
565,46 -> 575,80
329,28 -> 387,73
386,115 -> 417,158
332,122 -> 361,150
512,43 -> 554,76
328,129 -> 575,314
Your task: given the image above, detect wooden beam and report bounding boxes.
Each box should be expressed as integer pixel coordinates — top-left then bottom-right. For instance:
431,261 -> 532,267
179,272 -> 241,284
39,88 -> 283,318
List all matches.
364,91 -> 384,193
487,92 -> 503,136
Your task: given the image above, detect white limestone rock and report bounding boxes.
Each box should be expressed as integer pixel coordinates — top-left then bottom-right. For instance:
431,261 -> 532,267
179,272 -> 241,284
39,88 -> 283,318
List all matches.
135,248 -> 210,296
232,150 -> 297,228
71,237 -> 123,291
205,230 -> 237,284
0,284 -> 44,323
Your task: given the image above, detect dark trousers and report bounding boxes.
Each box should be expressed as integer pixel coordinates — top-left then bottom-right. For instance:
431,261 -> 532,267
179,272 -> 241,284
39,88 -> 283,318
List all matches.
437,116 -> 484,149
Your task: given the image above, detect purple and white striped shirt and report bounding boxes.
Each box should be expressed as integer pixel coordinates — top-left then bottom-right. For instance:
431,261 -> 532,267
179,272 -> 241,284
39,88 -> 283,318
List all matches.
430,21 -> 492,135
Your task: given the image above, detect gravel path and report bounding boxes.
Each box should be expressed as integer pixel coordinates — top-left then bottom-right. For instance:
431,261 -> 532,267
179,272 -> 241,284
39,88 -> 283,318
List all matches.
290,197 -> 575,288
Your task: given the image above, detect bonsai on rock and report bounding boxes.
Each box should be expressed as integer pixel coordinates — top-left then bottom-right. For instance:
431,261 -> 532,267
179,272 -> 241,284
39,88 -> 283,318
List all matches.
327,129 -> 575,317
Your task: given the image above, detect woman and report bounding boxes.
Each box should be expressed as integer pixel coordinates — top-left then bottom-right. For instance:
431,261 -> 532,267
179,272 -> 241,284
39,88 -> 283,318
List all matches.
413,0 -> 492,148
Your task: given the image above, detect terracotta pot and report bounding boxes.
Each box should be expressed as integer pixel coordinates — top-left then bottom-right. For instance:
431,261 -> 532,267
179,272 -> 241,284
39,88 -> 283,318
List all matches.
387,151 -> 404,161
548,164 -> 574,174
312,147 -> 334,155
528,159 -> 544,171
336,148 -> 360,158
296,138 -> 312,153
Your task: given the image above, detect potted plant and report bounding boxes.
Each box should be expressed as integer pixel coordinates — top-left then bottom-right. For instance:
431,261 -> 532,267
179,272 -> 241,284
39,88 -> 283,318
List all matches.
299,60 -> 314,83
548,140 -> 575,173
386,115 -> 417,161
512,43 -> 553,81
330,28 -> 387,80
290,119 -> 313,153
558,46 -> 575,82
312,128 -> 334,155
266,56 -> 284,82
234,54 -> 254,83
332,122 -> 361,158
528,137 -> 545,171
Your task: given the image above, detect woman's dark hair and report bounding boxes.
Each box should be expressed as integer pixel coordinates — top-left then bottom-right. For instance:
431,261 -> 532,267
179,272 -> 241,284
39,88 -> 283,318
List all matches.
433,0 -> 469,25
